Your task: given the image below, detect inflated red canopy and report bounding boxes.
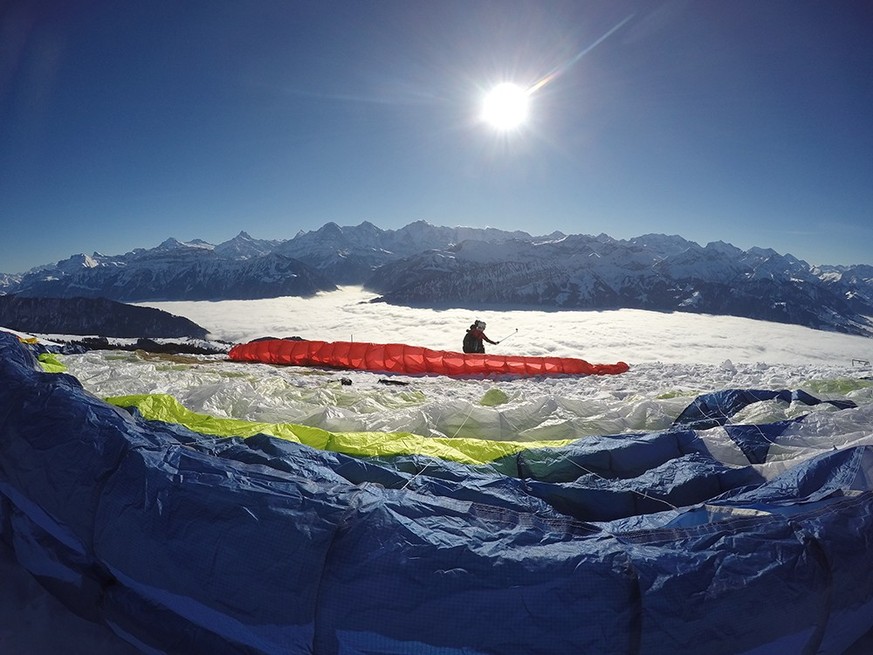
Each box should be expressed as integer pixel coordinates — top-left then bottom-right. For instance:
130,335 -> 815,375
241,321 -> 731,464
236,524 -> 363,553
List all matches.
228,339 -> 629,377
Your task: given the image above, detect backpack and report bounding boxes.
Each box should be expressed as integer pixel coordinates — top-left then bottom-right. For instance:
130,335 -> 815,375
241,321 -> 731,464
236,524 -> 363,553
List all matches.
463,329 -> 484,353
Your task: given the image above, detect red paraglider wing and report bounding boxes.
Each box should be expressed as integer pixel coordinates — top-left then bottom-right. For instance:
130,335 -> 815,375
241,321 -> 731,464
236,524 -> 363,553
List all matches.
228,339 -> 629,377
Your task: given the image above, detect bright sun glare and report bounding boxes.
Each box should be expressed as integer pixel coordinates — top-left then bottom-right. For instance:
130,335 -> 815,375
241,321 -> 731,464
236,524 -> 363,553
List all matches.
481,82 -> 530,131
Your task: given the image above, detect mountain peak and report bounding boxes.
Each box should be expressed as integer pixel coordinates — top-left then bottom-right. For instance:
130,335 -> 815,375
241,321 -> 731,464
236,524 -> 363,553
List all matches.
319,222 -> 343,234
157,238 -> 184,250
154,237 -> 213,252
214,232 -> 283,260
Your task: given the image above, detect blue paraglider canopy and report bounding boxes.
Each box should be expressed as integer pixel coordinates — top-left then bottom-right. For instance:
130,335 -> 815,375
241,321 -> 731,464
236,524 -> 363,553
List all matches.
2,330 -> 873,654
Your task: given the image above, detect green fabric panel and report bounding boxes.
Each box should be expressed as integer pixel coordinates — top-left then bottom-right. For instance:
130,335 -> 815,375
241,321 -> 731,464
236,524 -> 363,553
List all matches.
106,393 -> 573,465
38,352 -> 68,373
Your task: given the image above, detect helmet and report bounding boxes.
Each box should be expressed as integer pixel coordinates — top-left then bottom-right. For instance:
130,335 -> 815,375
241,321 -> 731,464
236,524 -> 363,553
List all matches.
477,320 -> 486,329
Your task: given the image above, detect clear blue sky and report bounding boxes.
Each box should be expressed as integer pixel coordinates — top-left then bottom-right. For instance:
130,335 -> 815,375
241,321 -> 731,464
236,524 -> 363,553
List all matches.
2,0 -> 871,274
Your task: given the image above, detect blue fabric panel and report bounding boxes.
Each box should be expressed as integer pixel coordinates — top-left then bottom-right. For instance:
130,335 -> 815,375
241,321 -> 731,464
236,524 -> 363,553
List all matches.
516,429 -> 704,482
673,388 -> 857,430
792,490 -> 873,654
727,446 -> 873,507
7,502 -> 109,622
526,453 -> 764,522
723,419 -> 799,464
93,443 -> 356,654
619,514 -> 828,655
0,346 -> 153,549
314,488 -> 639,654
101,582 -> 269,655
126,414 -> 567,519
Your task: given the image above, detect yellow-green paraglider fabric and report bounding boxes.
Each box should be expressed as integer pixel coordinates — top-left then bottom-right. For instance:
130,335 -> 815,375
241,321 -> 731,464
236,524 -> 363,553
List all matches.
37,352 -> 67,373
106,393 -> 574,465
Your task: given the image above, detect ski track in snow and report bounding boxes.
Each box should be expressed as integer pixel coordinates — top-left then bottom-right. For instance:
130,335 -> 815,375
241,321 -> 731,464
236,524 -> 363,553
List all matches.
3,286 -> 873,654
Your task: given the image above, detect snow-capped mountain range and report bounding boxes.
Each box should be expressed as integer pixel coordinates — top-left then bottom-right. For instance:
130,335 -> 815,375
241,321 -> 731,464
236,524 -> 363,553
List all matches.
2,221 -> 872,337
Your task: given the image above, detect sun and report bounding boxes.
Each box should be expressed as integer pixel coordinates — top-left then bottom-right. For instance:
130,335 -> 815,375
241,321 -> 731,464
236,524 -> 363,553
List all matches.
481,82 -> 530,131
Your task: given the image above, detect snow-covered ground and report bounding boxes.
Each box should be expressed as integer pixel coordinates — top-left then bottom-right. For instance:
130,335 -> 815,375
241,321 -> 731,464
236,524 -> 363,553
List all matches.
2,287 -> 873,653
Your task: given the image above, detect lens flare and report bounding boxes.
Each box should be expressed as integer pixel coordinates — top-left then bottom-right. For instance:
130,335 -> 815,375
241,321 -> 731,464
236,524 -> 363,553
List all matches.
481,82 -> 530,130
477,14 -> 634,135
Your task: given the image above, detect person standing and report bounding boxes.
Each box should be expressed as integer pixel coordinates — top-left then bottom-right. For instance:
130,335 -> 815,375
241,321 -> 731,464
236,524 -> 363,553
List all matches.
463,320 -> 498,353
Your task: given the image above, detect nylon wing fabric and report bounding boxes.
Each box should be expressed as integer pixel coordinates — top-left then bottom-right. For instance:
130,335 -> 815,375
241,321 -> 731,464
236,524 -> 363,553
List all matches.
228,339 -> 630,376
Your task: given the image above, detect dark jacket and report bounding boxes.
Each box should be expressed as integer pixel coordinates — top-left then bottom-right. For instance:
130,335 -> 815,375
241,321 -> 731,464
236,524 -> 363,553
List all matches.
463,325 -> 496,353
